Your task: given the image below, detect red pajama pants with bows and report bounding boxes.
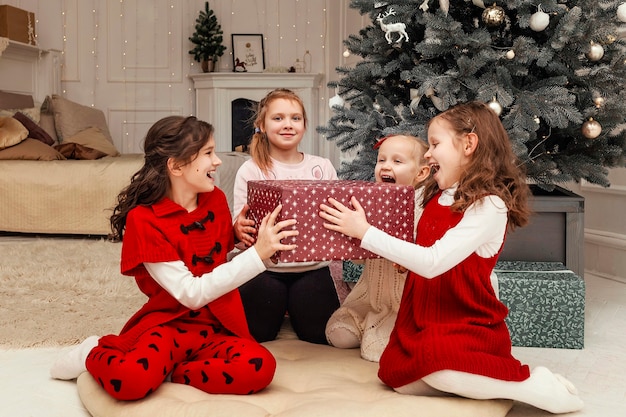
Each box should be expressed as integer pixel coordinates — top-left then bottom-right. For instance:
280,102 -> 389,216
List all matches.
85,313 -> 276,400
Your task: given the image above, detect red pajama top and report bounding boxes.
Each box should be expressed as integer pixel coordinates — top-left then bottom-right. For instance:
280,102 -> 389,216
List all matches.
99,189 -> 251,352
377,191 -> 530,387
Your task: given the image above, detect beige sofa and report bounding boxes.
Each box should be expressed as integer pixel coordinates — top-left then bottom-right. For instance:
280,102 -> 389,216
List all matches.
0,90 -> 249,235
0,152 -> 249,236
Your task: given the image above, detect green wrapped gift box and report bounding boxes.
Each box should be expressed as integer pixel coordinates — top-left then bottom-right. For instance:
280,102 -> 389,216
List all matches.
496,261 -> 585,349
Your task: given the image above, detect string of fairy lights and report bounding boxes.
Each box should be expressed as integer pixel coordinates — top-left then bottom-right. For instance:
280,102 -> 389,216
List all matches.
59,1 -> 334,142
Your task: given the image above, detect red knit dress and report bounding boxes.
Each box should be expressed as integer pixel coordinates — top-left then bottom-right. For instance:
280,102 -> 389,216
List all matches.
378,192 -> 530,388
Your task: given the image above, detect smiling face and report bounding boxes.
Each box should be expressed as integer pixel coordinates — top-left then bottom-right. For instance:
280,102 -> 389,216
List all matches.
425,117 -> 472,190
261,98 -> 306,154
176,135 -> 222,194
374,135 -> 430,187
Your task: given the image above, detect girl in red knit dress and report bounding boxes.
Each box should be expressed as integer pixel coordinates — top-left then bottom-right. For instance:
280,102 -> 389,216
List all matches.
50,116 -> 298,400
320,101 -> 583,414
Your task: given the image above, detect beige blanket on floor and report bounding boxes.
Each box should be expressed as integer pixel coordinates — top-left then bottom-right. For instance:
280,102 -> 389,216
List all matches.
77,338 -> 513,417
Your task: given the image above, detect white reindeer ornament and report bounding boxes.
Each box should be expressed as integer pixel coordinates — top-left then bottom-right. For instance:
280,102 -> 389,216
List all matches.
376,8 -> 409,44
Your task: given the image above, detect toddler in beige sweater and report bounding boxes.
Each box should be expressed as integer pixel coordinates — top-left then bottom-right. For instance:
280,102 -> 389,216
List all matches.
325,134 -> 430,361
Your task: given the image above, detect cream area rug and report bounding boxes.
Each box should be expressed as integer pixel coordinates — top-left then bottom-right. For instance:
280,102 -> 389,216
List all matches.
0,237 -> 144,348
78,337 -> 513,417
4,237 -> 514,417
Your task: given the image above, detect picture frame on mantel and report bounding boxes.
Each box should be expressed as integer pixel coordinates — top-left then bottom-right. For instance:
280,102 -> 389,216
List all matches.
231,34 -> 265,73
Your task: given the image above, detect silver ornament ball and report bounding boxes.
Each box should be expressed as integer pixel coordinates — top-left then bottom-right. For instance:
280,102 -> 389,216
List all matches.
529,9 -> 550,31
586,43 -> 605,61
582,118 -> 602,139
328,94 -> 345,109
618,3 -> 626,23
487,99 -> 503,116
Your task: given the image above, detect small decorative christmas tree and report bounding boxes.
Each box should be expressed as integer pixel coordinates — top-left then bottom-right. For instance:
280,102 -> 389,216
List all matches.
319,0 -> 626,188
189,2 -> 226,70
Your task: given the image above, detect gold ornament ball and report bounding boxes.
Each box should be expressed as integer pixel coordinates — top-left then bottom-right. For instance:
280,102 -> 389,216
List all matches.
482,5 -> 506,27
582,118 -> 602,139
506,50 -> 515,59
601,34 -> 616,45
487,99 -> 503,116
594,96 -> 605,108
586,43 -> 605,61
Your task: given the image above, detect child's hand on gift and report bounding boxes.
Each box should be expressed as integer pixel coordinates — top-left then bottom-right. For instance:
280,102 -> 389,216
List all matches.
254,204 -> 298,261
393,263 -> 408,274
234,204 -> 257,247
320,196 -> 371,240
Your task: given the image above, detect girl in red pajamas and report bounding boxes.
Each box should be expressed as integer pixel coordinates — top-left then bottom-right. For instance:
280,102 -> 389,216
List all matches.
50,115 -> 298,400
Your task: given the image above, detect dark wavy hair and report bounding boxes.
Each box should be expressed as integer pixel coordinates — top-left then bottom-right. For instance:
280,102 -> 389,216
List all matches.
109,116 -> 214,241
421,101 -> 531,230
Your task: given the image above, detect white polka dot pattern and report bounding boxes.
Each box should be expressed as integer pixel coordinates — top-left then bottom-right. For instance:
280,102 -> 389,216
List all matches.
247,180 -> 415,262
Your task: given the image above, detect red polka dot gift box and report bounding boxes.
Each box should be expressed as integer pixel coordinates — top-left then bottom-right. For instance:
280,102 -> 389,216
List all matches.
247,180 -> 415,262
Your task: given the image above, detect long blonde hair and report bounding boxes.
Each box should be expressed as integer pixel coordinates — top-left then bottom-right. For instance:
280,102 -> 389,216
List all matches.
249,88 -> 308,175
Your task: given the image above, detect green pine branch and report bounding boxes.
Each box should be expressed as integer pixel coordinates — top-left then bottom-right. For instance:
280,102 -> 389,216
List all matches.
319,0 -> 626,187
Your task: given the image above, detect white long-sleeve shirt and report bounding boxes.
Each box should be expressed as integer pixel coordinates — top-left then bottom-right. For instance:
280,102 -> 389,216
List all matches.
361,188 -> 507,286
144,245 -> 266,310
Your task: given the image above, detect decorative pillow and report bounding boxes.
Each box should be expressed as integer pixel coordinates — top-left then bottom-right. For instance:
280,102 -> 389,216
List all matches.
0,91 -> 35,110
63,126 -> 120,157
38,113 -> 59,144
0,106 -> 41,123
0,138 -> 66,160
12,111 -> 55,146
0,116 -> 29,149
55,142 -> 108,160
49,95 -> 114,143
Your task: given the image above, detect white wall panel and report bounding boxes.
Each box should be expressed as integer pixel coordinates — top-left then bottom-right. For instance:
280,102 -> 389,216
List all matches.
106,0 -> 182,83
108,107 -> 183,154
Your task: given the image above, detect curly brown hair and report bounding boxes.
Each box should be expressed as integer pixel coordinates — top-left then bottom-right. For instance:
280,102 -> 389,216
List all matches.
109,116 -> 214,241
249,88 -> 308,175
421,101 -> 531,230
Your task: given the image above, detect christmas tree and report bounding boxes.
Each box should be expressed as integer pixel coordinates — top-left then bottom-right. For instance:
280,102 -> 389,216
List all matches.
189,2 -> 226,64
319,0 -> 626,188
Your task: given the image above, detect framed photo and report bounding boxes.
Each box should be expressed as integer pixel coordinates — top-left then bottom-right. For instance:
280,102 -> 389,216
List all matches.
231,34 -> 265,73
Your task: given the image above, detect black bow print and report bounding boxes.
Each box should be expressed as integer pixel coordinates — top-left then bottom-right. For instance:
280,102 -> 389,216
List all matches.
180,211 -> 215,234
192,242 -> 222,266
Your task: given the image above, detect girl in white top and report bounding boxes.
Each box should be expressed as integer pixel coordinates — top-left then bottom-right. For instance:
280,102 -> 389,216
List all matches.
320,101 -> 583,414
233,88 -> 339,344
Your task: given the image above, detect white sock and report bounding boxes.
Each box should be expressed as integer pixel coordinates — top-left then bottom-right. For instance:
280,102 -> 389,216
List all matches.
519,366 -> 584,414
422,366 -> 584,414
50,335 -> 100,380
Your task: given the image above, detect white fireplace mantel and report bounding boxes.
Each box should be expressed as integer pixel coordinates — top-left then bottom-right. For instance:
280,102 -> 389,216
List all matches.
190,72 -> 323,154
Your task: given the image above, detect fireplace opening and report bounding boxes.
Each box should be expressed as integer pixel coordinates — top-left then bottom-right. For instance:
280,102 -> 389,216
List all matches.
231,98 -> 258,152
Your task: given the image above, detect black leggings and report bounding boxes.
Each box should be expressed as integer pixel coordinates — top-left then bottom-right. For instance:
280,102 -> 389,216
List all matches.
238,266 -> 339,344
